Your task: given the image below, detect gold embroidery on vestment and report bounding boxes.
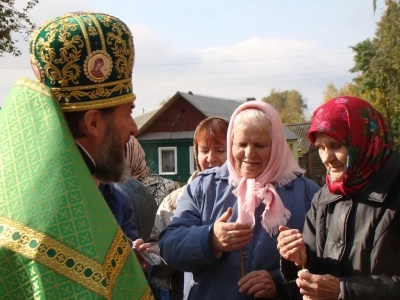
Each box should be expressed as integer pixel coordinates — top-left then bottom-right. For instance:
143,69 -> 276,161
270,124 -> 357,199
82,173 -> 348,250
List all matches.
0,216 -> 108,298
0,217 -> 136,299
103,227 -> 131,298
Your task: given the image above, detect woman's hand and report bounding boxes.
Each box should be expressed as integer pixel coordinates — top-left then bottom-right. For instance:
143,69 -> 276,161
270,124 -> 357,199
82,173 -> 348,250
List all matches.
238,270 -> 276,299
296,271 -> 340,300
211,207 -> 253,257
132,238 -> 159,272
132,238 -> 159,254
277,226 -> 307,268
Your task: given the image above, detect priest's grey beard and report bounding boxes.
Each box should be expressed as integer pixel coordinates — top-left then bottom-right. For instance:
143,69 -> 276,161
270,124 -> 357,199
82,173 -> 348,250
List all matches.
94,117 -> 130,183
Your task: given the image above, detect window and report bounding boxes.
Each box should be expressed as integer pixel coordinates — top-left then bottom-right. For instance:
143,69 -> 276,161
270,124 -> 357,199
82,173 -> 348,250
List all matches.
158,147 -> 177,175
189,146 -> 196,174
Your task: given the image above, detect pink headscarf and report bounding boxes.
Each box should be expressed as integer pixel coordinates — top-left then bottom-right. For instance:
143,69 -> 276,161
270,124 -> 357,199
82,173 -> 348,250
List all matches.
126,136 -> 147,181
227,101 -> 304,235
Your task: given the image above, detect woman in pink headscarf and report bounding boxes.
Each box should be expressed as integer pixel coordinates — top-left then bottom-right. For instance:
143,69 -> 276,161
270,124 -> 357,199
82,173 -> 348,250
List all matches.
159,101 -> 319,300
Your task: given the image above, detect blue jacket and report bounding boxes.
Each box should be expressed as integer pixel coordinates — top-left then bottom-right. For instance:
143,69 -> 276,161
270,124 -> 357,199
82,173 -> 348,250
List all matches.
99,183 -> 139,241
159,163 -> 319,300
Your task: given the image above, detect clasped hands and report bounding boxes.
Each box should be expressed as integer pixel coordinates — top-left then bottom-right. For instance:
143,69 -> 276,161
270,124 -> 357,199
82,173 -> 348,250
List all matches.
277,226 -> 340,300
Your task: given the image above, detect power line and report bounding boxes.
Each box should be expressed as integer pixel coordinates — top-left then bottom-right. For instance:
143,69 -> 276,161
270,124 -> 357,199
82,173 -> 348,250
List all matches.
0,65 -> 354,86
0,51 -> 353,69
131,63 -> 352,78
134,52 -> 353,67
133,69 -> 352,84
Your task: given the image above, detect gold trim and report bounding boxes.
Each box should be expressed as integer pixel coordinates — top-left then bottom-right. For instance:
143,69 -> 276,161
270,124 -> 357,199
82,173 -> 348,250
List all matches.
75,15 -> 91,54
0,217 -> 145,299
140,286 -> 155,300
102,228 -> 131,298
54,81 -> 132,102
0,216 -> 108,298
13,78 -> 53,98
51,78 -> 131,92
60,93 -> 136,112
91,14 -> 106,50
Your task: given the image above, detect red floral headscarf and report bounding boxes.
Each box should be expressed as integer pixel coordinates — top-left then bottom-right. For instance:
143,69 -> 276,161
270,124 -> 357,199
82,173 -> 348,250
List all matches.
308,96 -> 393,196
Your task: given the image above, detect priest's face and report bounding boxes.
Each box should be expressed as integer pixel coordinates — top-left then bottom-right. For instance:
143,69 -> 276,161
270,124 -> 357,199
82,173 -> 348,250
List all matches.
94,103 -> 137,183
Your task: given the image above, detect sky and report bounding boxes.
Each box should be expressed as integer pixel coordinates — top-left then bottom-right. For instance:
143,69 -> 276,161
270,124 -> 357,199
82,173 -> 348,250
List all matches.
0,0 -> 385,118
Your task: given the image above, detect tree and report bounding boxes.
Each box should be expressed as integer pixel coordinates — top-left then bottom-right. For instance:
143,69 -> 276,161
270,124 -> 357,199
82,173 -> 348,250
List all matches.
349,0 -> 400,146
349,39 -> 378,94
261,89 -> 307,123
322,82 -> 359,103
323,83 -> 339,103
0,0 -> 39,57
369,0 -> 400,145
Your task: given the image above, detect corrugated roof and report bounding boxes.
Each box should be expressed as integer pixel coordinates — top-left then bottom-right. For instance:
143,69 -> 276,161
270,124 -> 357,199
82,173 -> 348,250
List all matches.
285,122 -> 312,153
136,91 -> 246,135
283,126 -> 298,140
134,91 -> 299,141
178,91 -> 245,119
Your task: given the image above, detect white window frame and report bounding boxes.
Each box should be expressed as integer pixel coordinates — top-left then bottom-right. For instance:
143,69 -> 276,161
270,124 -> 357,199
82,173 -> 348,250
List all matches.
158,147 -> 178,175
189,146 -> 196,174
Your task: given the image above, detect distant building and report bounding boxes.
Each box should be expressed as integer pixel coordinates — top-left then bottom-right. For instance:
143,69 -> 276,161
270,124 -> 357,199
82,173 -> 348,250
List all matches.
285,122 -> 326,186
135,91 -> 298,183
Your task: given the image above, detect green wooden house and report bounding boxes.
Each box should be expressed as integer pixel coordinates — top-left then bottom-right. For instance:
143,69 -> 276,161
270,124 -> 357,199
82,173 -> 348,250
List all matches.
135,91 -> 298,183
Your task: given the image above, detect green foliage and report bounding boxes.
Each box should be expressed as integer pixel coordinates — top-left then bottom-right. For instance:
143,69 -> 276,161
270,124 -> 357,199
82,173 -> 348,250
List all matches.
349,39 -> 378,94
261,89 -> 307,123
322,82 -> 360,103
349,0 -> 400,147
0,0 -> 39,57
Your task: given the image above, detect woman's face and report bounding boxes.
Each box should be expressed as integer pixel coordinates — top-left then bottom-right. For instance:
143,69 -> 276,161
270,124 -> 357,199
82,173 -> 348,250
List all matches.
314,132 -> 348,183
232,122 -> 271,179
197,138 -> 227,171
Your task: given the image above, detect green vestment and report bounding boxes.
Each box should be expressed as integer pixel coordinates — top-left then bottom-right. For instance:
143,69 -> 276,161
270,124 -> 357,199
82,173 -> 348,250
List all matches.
0,78 -> 153,300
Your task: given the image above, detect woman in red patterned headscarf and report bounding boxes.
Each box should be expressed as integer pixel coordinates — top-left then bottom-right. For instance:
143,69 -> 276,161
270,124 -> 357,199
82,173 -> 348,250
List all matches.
278,96 -> 400,300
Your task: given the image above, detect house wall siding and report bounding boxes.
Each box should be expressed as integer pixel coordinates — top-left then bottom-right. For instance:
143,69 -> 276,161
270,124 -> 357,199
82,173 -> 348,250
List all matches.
287,139 -> 298,163
145,98 -> 205,133
309,146 -> 326,186
140,139 -> 193,184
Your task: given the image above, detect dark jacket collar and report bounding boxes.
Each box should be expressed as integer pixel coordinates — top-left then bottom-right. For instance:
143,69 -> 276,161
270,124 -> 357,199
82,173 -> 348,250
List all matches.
318,150 -> 400,205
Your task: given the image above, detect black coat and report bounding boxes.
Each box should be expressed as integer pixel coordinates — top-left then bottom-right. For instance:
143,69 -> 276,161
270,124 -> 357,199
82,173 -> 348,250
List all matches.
116,177 -> 158,241
282,150 -> 400,300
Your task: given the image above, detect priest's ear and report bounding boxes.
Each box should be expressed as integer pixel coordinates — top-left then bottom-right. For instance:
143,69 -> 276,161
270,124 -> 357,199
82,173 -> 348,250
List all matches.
64,109 -> 102,139
64,107 -> 115,139
80,110 -> 105,138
